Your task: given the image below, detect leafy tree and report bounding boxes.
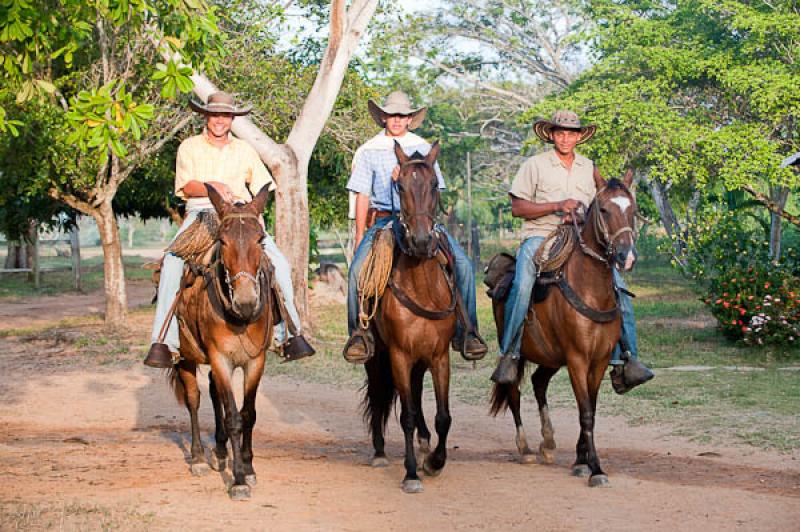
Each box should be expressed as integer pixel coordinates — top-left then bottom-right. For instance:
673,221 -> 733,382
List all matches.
1,0 -> 223,324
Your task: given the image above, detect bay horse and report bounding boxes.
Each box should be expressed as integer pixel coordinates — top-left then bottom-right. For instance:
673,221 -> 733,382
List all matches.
488,170 -> 637,487
168,184 -> 274,501
362,140 -> 458,494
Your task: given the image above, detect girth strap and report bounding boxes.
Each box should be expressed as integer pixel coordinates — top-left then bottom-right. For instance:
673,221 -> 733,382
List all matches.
556,276 -> 619,323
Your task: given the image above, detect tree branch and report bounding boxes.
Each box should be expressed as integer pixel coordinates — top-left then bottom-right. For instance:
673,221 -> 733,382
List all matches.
741,185 -> 800,227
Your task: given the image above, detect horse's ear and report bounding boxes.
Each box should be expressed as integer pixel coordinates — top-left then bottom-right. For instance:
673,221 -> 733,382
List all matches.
250,184 -> 270,214
425,140 -> 441,166
205,183 -> 229,215
622,168 -> 634,188
394,140 -> 409,165
593,164 -> 607,190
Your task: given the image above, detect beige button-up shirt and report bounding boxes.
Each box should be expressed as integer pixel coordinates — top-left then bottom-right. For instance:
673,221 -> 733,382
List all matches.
174,133 -> 276,202
509,150 -> 596,239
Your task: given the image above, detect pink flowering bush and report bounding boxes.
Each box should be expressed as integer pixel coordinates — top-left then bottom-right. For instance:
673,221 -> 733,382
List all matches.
674,211 -> 799,346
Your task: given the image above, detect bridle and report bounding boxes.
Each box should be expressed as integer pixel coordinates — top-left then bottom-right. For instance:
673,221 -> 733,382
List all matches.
218,211 -> 265,309
574,187 -> 637,266
393,159 -> 440,258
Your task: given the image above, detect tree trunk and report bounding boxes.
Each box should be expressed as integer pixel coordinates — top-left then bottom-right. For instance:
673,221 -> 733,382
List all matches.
5,242 -> 27,269
273,154 -> 310,328
649,178 -> 685,259
94,202 -> 127,326
769,186 -> 789,261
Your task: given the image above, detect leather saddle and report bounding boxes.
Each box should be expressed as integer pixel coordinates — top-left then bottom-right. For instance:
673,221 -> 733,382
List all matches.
484,252 -> 554,304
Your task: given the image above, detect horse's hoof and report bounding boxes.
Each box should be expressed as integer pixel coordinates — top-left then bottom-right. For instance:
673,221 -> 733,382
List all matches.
209,453 -> 227,472
589,474 -> 610,488
571,464 -> 591,478
229,484 -> 251,501
402,479 -> 424,494
519,452 -> 538,465
539,443 -> 556,465
423,457 -> 444,477
190,462 -> 210,477
245,474 -> 257,487
371,456 -> 389,468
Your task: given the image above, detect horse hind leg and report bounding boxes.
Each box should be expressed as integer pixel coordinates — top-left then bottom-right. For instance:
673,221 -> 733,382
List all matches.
176,362 -> 209,477
364,351 -> 394,468
507,377 -> 536,465
532,365 -> 559,464
411,363 -> 431,469
208,370 -> 228,473
423,353 -> 451,477
240,356 -> 266,487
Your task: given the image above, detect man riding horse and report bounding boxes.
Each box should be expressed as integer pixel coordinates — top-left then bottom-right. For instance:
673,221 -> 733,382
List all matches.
342,90 -> 488,362
144,91 -> 315,368
490,110 -> 654,391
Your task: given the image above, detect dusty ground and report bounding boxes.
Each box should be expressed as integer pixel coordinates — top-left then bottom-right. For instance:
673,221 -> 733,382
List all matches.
0,289 -> 799,531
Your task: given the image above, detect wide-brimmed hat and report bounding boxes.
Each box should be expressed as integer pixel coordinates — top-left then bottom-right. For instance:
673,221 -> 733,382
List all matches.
368,91 -> 427,130
189,91 -> 252,116
533,110 -> 596,144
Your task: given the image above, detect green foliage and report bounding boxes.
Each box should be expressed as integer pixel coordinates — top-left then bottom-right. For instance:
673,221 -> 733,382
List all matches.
677,210 -> 799,346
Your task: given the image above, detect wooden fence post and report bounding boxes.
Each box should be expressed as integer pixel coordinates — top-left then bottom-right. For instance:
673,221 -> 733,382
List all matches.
70,226 -> 81,291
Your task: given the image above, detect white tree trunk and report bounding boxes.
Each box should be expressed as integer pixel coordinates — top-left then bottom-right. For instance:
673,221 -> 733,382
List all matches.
95,202 -> 128,326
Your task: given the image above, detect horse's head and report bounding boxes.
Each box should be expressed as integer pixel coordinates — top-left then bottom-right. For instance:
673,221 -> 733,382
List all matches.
393,140 -> 441,257
589,169 -> 637,271
206,183 -> 270,320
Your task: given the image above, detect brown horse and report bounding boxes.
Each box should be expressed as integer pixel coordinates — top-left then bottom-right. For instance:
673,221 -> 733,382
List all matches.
488,171 -> 637,487
169,184 -> 274,501
362,141 -> 458,494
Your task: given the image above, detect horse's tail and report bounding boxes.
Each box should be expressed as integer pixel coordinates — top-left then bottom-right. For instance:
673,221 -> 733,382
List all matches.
489,357 -> 527,416
361,346 -> 396,436
168,366 -> 186,406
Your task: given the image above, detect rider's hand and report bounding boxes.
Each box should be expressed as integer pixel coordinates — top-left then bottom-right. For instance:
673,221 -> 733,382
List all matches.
209,182 -> 234,203
559,198 -> 582,213
391,165 -> 400,181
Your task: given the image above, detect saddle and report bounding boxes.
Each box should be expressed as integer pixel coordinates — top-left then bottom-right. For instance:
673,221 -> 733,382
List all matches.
483,253 -> 554,305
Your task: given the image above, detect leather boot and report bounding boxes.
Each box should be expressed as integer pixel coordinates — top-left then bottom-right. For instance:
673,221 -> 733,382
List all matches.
143,343 -> 175,368
342,329 -> 374,364
281,335 -> 316,362
610,352 -> 654,394
490,355 -> 519,385
452,332 -> 489,361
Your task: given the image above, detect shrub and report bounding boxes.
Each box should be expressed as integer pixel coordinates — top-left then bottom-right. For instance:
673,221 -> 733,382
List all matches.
673,209 -> 799,346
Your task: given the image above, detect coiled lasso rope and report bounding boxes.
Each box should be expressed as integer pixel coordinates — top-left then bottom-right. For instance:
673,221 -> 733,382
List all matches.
357,228 -> 395,329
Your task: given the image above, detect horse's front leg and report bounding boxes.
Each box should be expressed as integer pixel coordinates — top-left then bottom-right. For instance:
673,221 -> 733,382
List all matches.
208,370 -> 228,473
567,360 -> 608,487
392,353 -> 422,493
209,356 -> 249,500
240,355 -> 266,487
411,362 -> 431,468
423,350 -> 451,476
176,361 -> 209,476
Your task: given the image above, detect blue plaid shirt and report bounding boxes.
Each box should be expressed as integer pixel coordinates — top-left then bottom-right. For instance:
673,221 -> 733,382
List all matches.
347,136 -> 446,212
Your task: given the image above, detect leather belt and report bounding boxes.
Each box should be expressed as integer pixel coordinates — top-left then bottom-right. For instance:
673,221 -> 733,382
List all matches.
367,208 -> 393,228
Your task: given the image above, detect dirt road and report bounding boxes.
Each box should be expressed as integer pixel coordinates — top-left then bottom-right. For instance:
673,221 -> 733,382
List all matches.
0,294 -> 798,531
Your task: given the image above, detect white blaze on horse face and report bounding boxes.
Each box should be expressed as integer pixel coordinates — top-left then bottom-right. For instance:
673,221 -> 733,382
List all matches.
611,197 -> 631,215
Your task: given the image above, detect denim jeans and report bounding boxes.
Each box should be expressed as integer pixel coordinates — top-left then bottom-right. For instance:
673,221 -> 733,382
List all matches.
150,208 -> 301,352
347,217 -> 478,339
499,236 -> 638,363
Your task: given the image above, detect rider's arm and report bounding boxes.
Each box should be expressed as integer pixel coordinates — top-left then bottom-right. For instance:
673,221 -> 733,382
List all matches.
510,195 -> 578,220
353,193 -> 370,249
181,180 -> 234,202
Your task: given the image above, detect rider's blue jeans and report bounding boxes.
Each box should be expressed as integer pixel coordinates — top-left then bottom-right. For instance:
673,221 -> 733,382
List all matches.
150,208 -> 301,353
499,236 -> 638,364
347,216 -> 478,340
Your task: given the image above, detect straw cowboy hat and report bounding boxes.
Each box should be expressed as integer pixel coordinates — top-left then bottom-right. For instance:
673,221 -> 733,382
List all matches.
189,91 -> 252,116
368,91 -> 427,130
533,110 -> 596,144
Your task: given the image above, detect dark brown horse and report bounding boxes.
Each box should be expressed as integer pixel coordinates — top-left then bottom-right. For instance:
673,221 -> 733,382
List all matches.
363,141 -> 458,493
488,171 -> 637,487
169,184 -> 274,500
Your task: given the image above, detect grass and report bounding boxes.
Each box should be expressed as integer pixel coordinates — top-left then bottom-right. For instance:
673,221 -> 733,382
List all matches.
0,255 -> 152,299
0,501 -> 156,531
